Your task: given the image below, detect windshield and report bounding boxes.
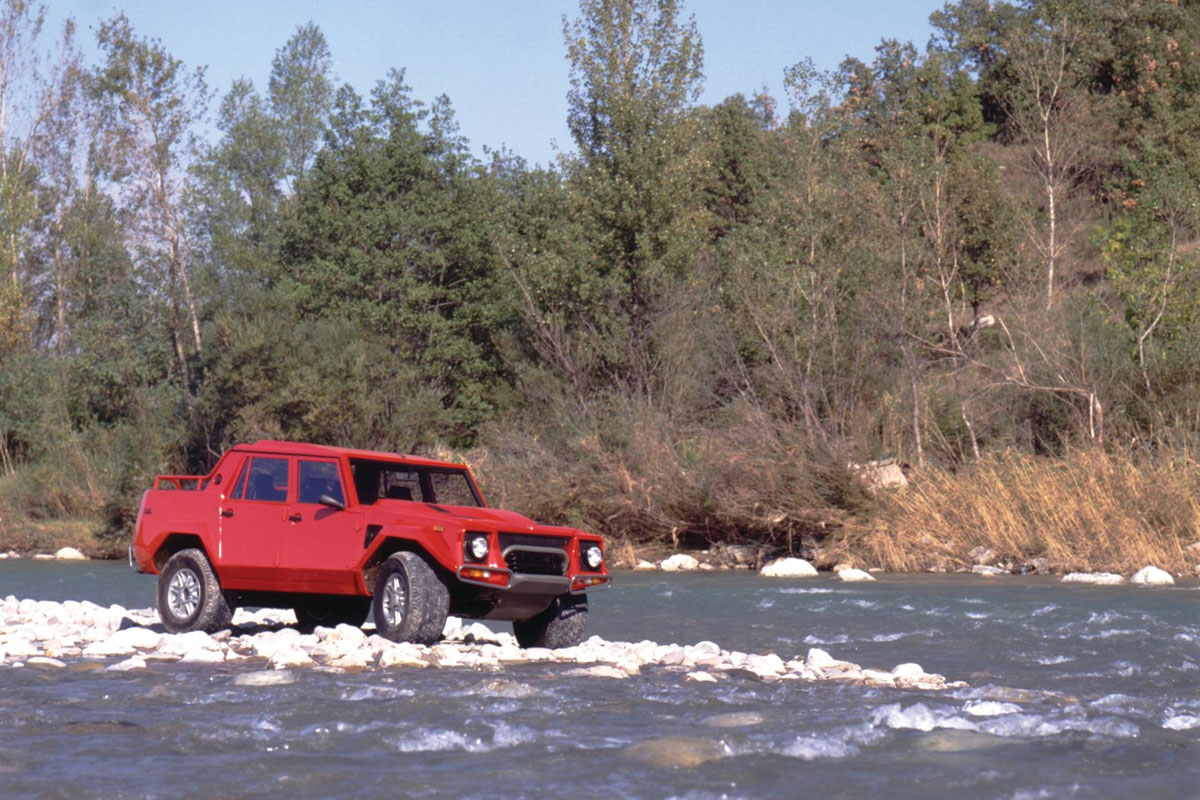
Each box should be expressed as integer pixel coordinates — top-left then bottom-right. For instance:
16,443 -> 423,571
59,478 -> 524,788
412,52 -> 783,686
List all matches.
349,458 -> 482,507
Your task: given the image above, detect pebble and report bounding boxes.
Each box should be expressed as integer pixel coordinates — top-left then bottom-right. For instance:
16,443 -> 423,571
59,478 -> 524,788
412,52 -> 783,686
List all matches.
0,596 -> 966,693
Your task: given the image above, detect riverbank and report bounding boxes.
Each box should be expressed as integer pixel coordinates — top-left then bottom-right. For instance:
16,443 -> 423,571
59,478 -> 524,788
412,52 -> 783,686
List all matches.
3,446 -> 1199,575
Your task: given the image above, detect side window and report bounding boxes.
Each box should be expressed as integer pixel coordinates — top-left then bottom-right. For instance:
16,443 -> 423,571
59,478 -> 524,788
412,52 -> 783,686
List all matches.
298,460 -> 343,505
243,457 -> 289,502
430,471 -> 478,507
229,458 -> 250,500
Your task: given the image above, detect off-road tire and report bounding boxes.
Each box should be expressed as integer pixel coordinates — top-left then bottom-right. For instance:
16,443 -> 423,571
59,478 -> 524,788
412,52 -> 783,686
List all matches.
293,596 -> 372,632
157,548 -> 233,634
513,593 -> 588,649
371,552 -> 449,644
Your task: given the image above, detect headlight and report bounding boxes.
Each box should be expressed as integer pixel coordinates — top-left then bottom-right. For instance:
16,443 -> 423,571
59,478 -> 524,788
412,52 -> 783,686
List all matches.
465,534 -> 489,562
584,544 -> 603,570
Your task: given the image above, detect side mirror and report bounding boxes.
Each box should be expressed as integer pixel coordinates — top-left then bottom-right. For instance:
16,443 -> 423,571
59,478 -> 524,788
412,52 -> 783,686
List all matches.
318,494 -> 345,511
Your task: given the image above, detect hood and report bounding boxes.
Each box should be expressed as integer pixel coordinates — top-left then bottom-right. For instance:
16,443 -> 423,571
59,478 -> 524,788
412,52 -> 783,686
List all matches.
370,500 -> 571,534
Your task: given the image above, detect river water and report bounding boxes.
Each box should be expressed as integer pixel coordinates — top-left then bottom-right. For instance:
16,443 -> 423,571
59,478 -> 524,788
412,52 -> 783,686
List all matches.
1,561 -> 1197,799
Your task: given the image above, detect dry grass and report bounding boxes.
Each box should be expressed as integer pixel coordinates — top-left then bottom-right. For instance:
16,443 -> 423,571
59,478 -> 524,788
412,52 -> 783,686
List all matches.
839,447 -> 1200,575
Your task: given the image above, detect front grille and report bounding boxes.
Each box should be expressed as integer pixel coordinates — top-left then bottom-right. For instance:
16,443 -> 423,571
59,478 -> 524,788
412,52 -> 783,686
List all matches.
499,533 -> 569,576
504,549 -> 566,576
498,533 -> 570,551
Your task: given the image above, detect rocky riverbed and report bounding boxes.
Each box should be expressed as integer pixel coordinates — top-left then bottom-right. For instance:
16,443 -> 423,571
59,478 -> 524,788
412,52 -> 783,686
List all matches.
0,595 -> 961,691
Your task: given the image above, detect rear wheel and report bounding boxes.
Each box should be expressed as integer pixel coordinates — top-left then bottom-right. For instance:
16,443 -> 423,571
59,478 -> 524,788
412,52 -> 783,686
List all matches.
513,593 -> 588,649
371,552 -> 448,644
293,596 -> 371,632
157,548 -> 233,634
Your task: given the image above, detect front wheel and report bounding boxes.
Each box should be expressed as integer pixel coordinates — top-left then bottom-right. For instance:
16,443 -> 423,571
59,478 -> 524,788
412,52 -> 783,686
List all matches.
513,593 -> 588,649
371,552 -> 448,644
157,548 -> 233,634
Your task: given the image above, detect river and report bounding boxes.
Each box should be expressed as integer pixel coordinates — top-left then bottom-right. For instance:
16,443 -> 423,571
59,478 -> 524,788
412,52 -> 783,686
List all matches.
1,561 -> 1197,799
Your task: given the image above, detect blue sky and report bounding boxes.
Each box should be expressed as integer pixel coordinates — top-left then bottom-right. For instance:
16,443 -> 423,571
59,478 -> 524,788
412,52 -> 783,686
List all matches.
49,1 -> 945,167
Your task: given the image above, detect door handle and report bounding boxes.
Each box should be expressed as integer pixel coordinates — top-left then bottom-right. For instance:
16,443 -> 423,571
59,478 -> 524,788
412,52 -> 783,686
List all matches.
287,513 -> 302,522
220,508 -> 234,518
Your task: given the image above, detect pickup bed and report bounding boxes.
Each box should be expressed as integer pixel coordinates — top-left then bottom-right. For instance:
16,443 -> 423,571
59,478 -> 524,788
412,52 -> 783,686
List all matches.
130,440 -> 608,647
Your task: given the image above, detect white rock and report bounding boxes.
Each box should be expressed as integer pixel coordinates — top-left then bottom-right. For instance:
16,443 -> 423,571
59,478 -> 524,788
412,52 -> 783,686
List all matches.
892,662 -> 925,677
683,671 -> 718,683
971,565 -> 1008,576
53,547 -> 87,561
633,560 -> 658,570
428,644 -> 463,667
378,646 -> 428,669
158,631 -> 224,657
1130,566 -> 1174,586
269,648 -> 316,669
180,649 -> 226,664
861,668 -> 897,687
1061,572 -> 1125,585
83,627 -> 163,656
837,568 -> 875,582
760,558 -> 817,578
106,657 -> 147,671
659,554 -> 700,572
566,665 -> 628,679
744,653 -> 786,676
26,656 -> 66,669
234,670 -> 296,686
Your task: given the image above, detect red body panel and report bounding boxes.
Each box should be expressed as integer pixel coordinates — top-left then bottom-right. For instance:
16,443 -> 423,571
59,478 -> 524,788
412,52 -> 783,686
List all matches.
131,441 -> 609,603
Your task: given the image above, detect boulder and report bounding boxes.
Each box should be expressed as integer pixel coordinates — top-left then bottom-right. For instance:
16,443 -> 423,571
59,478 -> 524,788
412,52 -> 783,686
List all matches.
760,557 -> 817,578
1130,566 -> 1174,586
659,554 -> 700,572
968,546 -> 995,565
633,560 -> 657,570
836,567 -> 875,582
1061,572 -> 1125,585
849,458 -> 908,491
623,735 -> 728,768
971,565 -> 1008,576
53,547 -> 87,561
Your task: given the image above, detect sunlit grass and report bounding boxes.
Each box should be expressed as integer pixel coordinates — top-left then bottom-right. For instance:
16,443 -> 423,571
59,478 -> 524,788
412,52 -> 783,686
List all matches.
841,447 -> 1199,575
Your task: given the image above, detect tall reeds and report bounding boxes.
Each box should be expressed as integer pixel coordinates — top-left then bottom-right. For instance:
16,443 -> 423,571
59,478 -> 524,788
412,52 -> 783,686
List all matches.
845,447 -> 1199,574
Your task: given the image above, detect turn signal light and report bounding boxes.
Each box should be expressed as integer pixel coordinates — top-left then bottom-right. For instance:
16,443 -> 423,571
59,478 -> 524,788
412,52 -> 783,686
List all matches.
460,567 -> 510,587
571,575 -> 609,591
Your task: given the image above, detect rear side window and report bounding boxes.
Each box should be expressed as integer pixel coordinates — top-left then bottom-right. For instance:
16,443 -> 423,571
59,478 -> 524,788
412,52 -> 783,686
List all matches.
298,460 -> 343,505
243,457 -> 289,502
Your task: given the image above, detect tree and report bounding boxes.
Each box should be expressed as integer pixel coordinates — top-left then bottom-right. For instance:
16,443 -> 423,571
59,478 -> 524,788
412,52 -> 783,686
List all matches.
561,0 -> 707,397
91,13 -> 209,385
278,72 -> 507,443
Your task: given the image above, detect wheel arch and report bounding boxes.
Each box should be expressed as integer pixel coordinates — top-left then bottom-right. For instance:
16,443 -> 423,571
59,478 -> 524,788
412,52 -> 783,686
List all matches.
153,533 -> 210,572
362,536 -> 454,595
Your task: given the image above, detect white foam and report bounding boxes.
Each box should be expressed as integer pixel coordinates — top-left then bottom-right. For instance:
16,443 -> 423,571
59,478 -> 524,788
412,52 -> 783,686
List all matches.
963,701 -> 1021,717
777,587 -> 834,595
1163,714 -> 1200,731
1033,655 -> 1074,665
781,736 -> 860,760
389,728 -> 490,752
870,703 -> 975,732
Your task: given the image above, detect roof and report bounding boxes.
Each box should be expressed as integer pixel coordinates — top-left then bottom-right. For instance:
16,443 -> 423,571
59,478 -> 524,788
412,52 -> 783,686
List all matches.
234,440 -> 464,469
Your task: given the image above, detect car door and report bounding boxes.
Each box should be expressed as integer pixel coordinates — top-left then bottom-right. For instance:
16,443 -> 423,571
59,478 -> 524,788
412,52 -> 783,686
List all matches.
276,457 -> 362,594
216,454 -> 290,590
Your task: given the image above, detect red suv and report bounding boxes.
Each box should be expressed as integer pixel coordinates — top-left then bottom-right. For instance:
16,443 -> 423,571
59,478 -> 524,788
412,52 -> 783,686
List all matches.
129,441 -> 608,648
